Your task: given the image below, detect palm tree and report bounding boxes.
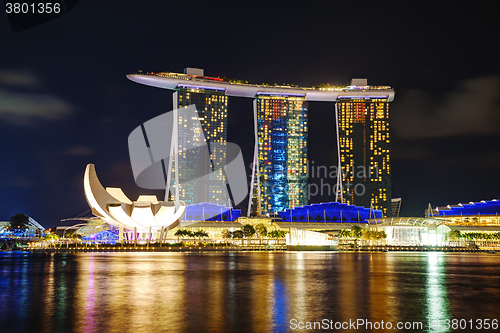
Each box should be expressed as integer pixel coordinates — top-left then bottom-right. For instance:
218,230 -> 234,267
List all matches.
233,230 -> 244,238
221,229 -> 232,239
351,226 -> 362,238
193,230 -> 209,241
448,230 -> 461,245
174,229 -> 187,242
351,226 -> 363,247
242,224 -> 256,238
338,229 -> 352,239
268,230 -> 288,238
255,223 -> 267,238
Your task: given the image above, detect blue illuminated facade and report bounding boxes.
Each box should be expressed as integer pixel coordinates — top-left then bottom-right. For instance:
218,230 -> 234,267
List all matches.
278,202 -> 382,222
182,202 -> 241,221
81,230 -> 119,244
255,96 -> 308,215
434,199 -> 500,217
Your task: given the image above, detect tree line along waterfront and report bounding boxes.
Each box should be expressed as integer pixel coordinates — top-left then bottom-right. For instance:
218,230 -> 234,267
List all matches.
16,223 -> 290,251
4,213 -> 500,252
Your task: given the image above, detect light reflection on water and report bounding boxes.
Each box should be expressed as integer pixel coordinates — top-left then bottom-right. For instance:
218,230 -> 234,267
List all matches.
426,252 -> 450,333
0,251 -> 499,333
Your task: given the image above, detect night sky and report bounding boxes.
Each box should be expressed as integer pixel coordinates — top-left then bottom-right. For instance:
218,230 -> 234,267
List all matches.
1,0 -> 499,228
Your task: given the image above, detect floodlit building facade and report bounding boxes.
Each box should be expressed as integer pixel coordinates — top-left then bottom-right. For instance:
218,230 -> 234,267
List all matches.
83,163 -> 187,235
182,202 -> 241,221
174,68 -> 229,205
336,79 -> 392,216
252,95 -> 308,215
278,202 -> 382,222
430,199 -> 500,225
127,70 -> 395,217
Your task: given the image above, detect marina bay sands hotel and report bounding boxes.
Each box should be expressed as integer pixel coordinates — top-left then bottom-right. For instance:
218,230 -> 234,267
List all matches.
127,68 -> 395,217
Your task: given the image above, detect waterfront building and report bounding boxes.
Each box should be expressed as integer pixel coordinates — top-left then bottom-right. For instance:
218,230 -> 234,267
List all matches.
81,230 -> 119,244
366,216 -> 445,246
127,70 -> 395,216
252,95 -> 308,215
368,199 -> 500,247
174,68 -> 229,205
430,199 -> 500,225
277,202 -> 382,223
0,217 -> 45,236
182,202 -> 241,222
55,218 -> 108,238
336,79 -> 392,216
286,228 -> 337,250
84,163 -> 187,238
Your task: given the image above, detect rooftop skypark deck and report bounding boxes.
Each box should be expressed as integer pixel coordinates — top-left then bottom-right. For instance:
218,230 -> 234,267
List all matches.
127,71 -> 395,102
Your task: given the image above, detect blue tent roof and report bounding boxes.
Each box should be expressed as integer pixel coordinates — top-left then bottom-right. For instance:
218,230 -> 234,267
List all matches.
278,202 -> 382,223
435,200 -> 500,216
182,202 -> 241,221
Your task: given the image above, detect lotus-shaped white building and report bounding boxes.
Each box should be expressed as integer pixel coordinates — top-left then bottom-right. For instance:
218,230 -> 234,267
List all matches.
84,163 -> 186,232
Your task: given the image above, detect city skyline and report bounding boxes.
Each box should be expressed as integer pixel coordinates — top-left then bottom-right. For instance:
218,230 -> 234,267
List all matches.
1,2 -> 500,332
1,0 -> 498,227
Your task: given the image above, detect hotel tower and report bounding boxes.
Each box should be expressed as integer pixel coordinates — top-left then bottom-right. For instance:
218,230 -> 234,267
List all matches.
173,68 -> 229,206
250,95 -> 308,215
336,79 -> 392,216
127,71 -> 394,216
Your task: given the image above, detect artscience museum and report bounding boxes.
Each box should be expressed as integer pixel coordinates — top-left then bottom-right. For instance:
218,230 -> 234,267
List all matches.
84,163 -> 187,236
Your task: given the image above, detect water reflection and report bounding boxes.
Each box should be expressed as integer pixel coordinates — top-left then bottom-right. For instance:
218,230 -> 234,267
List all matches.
272,278 -> 288,330
42,253 -> 55,332
426,253 -> 450,333
83,254 -> 96,333
0,252 -> 499,333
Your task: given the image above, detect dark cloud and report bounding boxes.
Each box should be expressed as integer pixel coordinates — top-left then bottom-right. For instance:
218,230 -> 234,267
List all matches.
0,69 -> 39,87
0,89 -> 73,125
393,75 -> 500,139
